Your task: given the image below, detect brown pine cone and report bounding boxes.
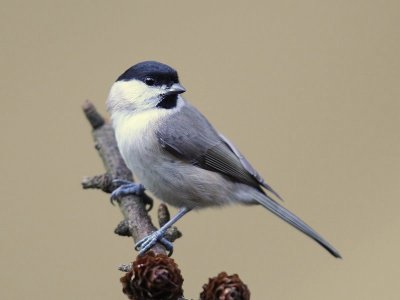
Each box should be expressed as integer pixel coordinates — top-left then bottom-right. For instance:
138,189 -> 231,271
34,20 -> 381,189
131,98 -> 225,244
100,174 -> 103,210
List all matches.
120,252 -> 184,300
200,272 -> 250,300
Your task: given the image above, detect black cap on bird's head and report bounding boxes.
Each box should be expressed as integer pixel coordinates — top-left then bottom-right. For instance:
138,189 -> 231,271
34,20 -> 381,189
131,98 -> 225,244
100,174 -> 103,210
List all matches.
108,61 -> 186,113
117,61 -> 181,88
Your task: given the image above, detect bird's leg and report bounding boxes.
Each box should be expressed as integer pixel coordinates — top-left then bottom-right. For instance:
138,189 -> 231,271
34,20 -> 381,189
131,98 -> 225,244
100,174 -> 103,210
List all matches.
135,207 -> 192,256
110,179 -> 145,204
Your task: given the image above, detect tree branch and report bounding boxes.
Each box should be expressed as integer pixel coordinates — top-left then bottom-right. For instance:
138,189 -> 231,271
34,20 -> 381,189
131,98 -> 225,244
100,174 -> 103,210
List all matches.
81,100 -> 167,255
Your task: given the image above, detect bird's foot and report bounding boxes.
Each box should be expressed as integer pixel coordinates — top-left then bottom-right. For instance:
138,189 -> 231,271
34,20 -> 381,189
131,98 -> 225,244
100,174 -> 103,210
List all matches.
110,179 -> 145,204
135,230 -> 174,256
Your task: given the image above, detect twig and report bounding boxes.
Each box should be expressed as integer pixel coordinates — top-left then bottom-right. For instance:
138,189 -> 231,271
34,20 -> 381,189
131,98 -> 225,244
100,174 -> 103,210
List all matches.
81,100 -> 166,255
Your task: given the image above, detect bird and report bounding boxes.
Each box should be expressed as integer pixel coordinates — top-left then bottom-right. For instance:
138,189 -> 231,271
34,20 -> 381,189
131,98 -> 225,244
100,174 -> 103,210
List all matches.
106,61 -> 341,258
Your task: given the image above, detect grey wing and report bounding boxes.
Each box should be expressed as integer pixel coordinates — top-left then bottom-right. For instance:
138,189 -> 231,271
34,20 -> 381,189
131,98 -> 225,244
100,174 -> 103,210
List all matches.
219,134 -> 283,200
157,103 -> 281,199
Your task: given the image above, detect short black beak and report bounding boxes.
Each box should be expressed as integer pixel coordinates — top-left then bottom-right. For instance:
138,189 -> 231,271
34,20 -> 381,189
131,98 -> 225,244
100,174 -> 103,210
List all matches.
164,83 -> 186,96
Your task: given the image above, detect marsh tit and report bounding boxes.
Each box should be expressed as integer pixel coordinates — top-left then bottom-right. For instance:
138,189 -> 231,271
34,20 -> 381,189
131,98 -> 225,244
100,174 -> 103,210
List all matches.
106,61 -> 341,258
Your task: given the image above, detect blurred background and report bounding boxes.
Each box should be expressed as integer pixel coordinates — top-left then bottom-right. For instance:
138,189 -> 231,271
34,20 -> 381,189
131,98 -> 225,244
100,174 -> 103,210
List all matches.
1,1 -> 399,299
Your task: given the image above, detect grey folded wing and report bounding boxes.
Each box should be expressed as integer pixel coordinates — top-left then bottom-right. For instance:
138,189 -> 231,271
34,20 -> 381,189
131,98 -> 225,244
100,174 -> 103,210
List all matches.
156,104 -> 282,199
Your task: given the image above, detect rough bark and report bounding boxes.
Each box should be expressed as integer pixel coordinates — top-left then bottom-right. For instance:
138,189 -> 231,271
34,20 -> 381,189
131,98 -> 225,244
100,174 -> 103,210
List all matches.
81,100 -> 166,255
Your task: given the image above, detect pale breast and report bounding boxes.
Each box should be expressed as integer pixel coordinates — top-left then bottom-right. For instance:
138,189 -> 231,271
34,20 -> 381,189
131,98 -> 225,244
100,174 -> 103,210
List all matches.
114,111 -> 159,171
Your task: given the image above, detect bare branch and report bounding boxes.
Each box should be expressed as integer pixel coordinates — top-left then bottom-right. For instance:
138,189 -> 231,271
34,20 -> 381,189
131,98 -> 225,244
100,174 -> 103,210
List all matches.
114,220 -> 131,237
82,173 -> 114,192
118,263 -> 133,273
82,100 -> 166,255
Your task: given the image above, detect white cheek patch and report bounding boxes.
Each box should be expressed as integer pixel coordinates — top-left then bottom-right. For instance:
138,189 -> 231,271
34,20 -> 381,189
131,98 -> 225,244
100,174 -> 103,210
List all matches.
107,80 -> 163,112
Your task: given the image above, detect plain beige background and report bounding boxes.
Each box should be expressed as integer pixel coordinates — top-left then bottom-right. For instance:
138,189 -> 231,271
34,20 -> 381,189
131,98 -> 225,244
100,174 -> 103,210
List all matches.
1,1 -> 399,299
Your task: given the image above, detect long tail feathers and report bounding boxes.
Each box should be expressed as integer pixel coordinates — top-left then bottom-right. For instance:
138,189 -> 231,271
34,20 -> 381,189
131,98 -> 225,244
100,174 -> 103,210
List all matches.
255,193 -> 342,258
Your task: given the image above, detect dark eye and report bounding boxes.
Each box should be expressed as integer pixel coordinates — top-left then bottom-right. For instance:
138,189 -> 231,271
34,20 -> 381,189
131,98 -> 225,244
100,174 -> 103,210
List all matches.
145,77 -> 155,86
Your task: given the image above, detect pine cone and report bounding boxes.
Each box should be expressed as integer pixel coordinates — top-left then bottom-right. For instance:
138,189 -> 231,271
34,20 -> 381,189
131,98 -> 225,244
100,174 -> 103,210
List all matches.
200,272 -> 250,300
120,252 -> 184,300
